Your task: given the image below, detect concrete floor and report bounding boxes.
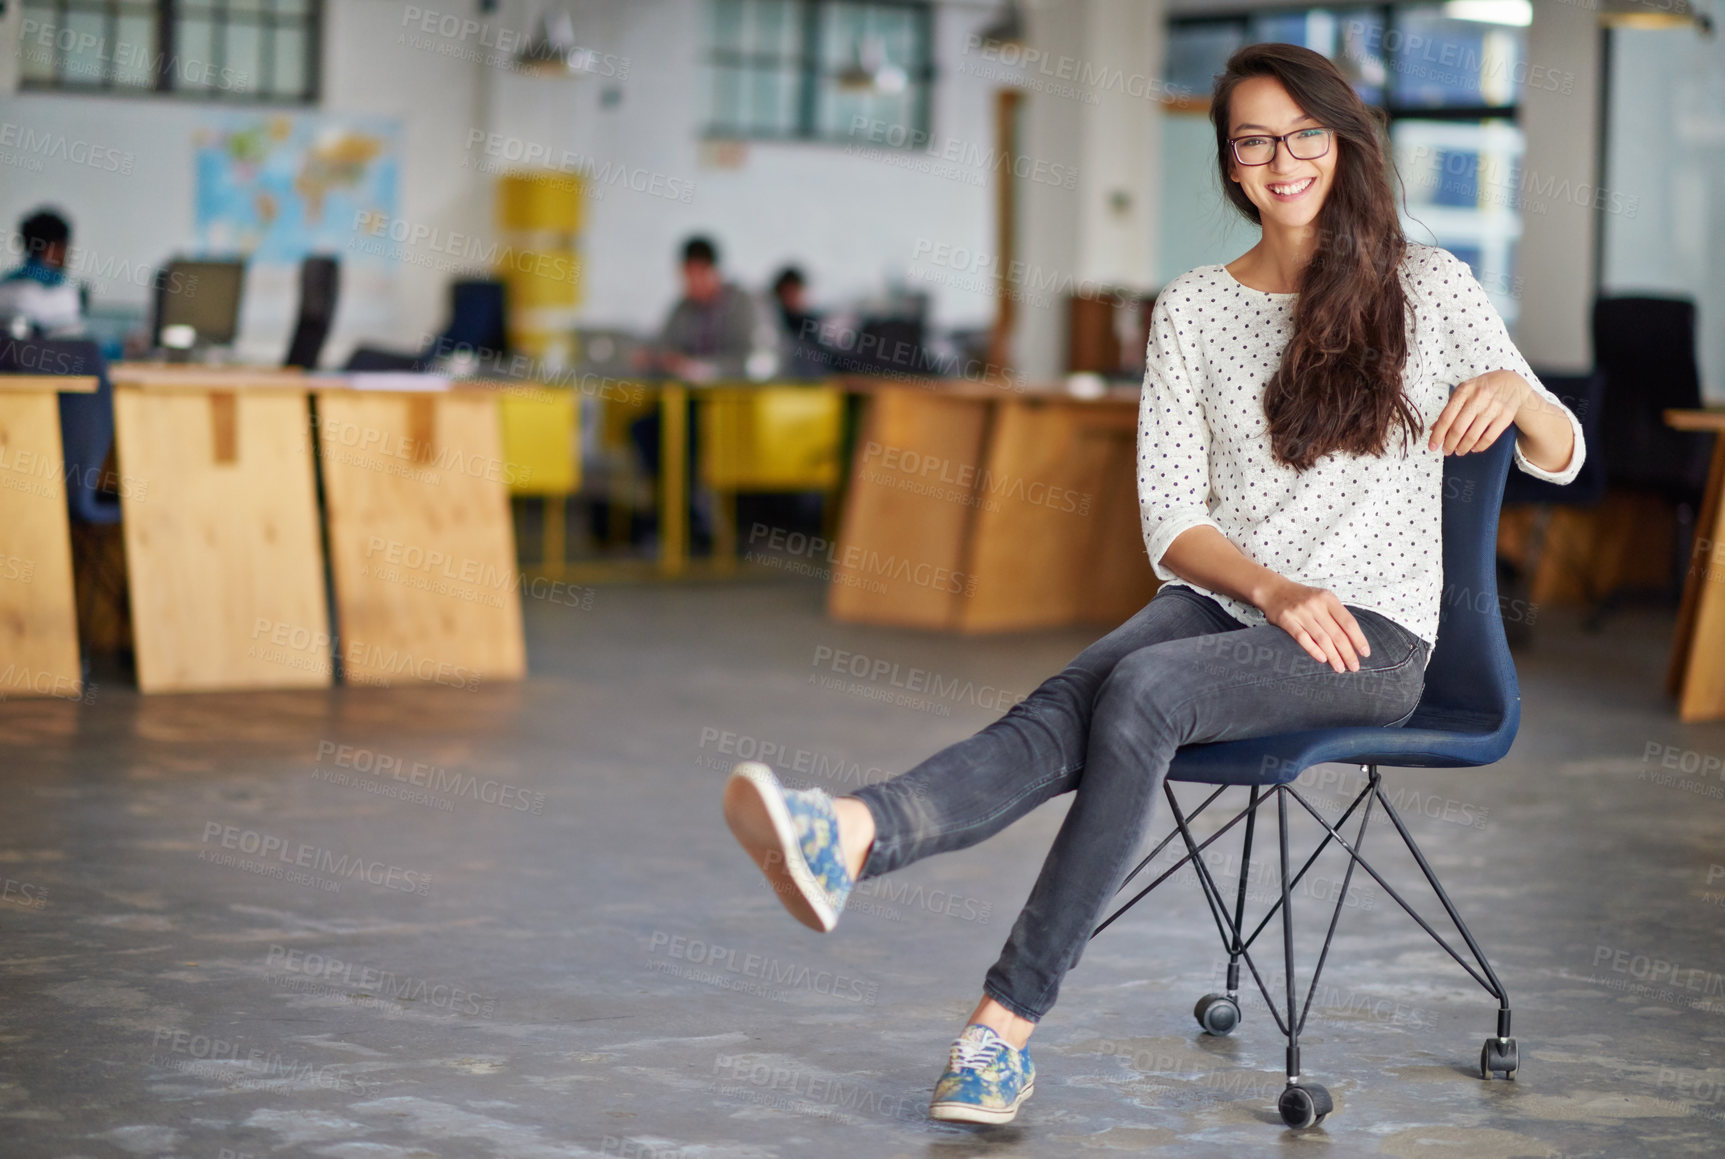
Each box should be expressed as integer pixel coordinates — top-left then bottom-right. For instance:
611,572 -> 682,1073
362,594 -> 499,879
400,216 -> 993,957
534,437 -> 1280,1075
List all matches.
2,576 -> 1724,1158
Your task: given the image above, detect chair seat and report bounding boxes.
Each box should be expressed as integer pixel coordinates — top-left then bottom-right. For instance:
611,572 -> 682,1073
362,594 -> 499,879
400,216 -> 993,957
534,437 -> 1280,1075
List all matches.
1167,703 -> 1520,786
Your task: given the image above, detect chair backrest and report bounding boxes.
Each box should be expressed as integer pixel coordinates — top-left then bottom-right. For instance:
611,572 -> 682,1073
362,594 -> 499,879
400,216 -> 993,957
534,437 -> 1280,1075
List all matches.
284,254 -> 340,369
0,338 -> 119,525
1411,427 -> 1520,747
1592,296 -> 1710,494
439,279 -> 508,354
1502,368 -> 1605,507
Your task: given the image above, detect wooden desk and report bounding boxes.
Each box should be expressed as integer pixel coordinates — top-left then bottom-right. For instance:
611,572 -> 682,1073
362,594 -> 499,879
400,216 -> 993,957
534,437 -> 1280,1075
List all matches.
0,374 -> 99,699
312,379 -> 525,689
110,365 -> 331,693
829,378 -> 1156,632
111,366 -> 527,692
1664,408 -> 1725,720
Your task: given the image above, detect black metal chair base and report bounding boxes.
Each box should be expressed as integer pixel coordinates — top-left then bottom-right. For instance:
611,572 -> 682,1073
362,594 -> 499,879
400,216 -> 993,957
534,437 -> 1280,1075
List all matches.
1092,765 -> 1518,1128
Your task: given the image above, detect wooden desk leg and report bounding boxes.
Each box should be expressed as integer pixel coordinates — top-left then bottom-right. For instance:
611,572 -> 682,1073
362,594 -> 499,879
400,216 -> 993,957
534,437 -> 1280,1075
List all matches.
713,488 -> 737,572
0,391 -> 82,698
827,390 -> 987,629
118,388 -> 329,693
659,384 -> 688,577
544,495 -> 566,571
1671,435 -> 1725,720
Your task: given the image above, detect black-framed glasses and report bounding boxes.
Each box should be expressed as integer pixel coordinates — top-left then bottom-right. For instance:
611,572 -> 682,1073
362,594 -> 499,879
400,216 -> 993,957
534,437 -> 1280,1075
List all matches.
1228,127 -> 1333,166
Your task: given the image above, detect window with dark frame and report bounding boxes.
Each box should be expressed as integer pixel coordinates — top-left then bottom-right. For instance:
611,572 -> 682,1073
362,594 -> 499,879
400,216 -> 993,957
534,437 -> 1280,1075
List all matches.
1166,3 -> 1531,322
18,0 -> 321,103
704,0 -> 935,144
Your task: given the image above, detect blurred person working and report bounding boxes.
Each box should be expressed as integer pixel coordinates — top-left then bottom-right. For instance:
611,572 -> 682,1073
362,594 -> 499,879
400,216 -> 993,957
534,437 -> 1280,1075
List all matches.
770,265 -> 834,380
630,235 -> 761,551
0,208 -> 84,337
638,235 -> 758,381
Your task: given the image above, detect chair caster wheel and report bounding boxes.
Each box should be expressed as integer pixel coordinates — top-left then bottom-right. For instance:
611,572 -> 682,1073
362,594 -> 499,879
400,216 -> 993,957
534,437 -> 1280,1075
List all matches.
1481,1037 -> 1518,1080
1277,1083 -> 1333,1129
1194,993 -> 1241,1036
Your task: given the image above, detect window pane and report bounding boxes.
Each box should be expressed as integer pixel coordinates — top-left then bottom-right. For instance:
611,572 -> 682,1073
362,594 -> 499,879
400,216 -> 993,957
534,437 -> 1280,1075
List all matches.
712,63 -> 745,132
224,20 -> 264,92
19,1 -> 59,82
1389,4 -> 1525,109
749,66 -> 798,134
273,26 -> 307,98
1336,8 -> 1387,106
711,0 -> 745,53
63,8 -> 109,85
704,0 -> 927,142
20,0 -> 314,102
1249,12 -> 1332,54
821,2 -> 869,66
1393,118 -> 1525,326
1166,22 -> 1245,99
754,0 -> 797,58
177,18 -> 216,90
114,13 -> 158,89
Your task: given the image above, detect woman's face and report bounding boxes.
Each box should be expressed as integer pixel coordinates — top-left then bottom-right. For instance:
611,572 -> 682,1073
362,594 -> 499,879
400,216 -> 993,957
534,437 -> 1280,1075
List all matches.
1225,76 -> 1338,228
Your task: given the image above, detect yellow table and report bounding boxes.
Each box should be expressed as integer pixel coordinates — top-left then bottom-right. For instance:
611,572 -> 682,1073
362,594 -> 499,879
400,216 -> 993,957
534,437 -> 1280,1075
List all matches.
1664,408 -> 1725,720
0,374 -> 99,699
828,377 -> 1156,633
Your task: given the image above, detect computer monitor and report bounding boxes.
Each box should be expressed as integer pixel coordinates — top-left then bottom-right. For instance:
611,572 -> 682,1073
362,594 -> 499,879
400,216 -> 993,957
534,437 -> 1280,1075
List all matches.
153,258 -> 246,348
571,328 -> 642,375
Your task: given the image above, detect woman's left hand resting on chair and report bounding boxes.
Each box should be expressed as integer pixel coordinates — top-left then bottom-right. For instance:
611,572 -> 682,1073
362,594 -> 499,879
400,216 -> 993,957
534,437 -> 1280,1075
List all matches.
1430,370 -> 1576,476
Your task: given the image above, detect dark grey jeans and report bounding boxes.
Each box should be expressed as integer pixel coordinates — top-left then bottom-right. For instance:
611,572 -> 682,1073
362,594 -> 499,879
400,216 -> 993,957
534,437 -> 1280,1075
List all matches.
848,582 -> 1430,1023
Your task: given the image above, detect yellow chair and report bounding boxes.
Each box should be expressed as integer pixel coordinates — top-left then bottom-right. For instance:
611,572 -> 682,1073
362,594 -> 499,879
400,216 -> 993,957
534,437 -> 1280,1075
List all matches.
697,385 -> 845,560
496,385 -> 580,565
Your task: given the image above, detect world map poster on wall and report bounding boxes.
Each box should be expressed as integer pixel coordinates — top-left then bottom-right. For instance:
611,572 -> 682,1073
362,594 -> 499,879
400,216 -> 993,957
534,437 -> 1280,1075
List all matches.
194,113 -> 400,265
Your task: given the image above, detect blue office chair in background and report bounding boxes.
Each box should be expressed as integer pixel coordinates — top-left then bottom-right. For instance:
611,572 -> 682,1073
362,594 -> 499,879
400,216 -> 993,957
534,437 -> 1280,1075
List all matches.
0,339 -> 118,526
1093,428 -> 1524,1130
343,278 -> 508,371
0,339 -> 127,679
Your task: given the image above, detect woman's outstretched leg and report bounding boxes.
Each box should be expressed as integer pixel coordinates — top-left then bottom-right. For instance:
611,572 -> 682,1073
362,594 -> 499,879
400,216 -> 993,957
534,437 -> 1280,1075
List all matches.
844,586 -> 1242,879
722,585 -> 1238,933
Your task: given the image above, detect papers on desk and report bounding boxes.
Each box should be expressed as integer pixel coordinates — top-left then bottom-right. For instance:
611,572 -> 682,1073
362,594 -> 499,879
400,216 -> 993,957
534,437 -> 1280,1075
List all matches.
346,372 -> 453,392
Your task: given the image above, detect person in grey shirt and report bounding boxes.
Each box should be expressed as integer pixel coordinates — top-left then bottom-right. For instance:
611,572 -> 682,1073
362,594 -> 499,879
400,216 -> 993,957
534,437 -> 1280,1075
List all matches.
645,235 -> 757,382
630,235 -> 759,550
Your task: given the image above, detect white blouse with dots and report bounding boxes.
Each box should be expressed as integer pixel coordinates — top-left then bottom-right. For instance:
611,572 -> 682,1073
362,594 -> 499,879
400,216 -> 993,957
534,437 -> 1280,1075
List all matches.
1137,241 -> 1585,651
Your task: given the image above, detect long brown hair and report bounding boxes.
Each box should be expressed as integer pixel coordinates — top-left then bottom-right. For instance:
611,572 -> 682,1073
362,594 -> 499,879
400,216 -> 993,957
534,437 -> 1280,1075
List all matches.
1211,43 -> 1420,471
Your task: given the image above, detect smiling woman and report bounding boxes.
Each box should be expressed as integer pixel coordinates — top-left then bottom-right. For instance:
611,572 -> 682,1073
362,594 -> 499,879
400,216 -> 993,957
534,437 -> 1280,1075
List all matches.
721,39 -> 1586,1132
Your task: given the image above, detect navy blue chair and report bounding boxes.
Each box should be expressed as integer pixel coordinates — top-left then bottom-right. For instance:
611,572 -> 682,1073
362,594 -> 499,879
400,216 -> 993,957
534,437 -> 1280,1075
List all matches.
1093,428 -> 1523,1130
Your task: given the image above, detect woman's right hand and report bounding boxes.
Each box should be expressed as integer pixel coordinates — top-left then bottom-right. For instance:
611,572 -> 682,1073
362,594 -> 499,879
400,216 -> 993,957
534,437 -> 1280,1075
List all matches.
1256,577 -> 1371,674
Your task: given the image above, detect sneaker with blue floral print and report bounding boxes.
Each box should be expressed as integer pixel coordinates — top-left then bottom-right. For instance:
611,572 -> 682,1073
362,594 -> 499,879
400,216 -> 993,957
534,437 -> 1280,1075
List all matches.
723,761 -> 854,932
928,1022 -> 1036,1124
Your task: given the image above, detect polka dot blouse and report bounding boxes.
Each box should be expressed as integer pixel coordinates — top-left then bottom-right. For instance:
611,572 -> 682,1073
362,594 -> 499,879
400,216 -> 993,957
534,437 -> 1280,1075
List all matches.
1137,241 -> 1585,650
